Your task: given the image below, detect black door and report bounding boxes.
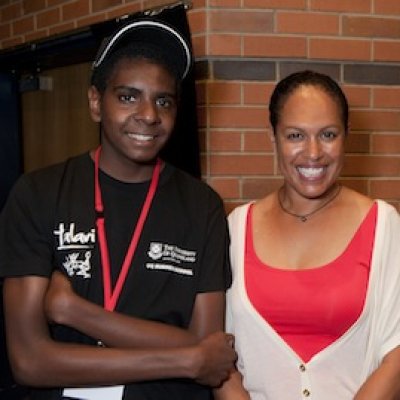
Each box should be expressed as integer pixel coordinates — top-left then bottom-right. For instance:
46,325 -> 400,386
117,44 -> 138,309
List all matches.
0,72 -> 27,400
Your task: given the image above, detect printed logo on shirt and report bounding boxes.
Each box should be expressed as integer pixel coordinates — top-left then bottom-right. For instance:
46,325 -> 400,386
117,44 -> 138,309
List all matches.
54,223 -> 96,279
54,222 -> 96,250
146,242 -> 196,276
63,251 -> 92,279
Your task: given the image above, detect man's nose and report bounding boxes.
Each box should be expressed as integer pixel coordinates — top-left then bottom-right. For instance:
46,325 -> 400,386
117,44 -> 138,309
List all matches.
136,100 -> 159,124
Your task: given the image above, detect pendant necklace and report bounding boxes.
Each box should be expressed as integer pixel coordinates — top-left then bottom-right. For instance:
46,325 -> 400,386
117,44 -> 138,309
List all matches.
277,185 -> 342,222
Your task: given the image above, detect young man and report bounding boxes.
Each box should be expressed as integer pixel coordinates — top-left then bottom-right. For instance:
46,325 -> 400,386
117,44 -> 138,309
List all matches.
0,19 -> 235,400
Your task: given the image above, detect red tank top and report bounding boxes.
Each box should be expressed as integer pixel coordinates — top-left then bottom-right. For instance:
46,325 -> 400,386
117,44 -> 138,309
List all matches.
245,202 -> 377,362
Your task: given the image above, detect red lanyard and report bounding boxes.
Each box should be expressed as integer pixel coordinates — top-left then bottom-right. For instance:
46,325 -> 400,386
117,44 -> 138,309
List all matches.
94,147 -> 161,311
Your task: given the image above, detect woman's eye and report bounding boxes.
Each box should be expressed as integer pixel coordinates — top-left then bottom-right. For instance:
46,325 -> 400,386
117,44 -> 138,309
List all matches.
286,131 -> 303,140
321,130 -> 337,140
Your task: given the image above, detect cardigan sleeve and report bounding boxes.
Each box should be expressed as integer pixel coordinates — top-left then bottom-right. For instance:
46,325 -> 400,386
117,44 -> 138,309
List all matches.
226,203 -> 250,334
370,201 -> 400,362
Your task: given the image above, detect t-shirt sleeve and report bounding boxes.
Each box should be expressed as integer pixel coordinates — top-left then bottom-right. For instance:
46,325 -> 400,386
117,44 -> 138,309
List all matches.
0,174 -> 54,278
196,191 -> 232,293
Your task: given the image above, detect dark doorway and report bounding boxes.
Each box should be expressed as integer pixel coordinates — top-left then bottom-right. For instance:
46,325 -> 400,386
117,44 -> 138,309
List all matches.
0,4 -> 200,177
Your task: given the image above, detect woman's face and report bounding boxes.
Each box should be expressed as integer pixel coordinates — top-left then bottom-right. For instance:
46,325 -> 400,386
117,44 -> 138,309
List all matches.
274,85 -> 346,199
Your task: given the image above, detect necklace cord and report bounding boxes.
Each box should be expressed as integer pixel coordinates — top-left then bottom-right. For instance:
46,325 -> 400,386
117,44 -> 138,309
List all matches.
278,184 -> 342,222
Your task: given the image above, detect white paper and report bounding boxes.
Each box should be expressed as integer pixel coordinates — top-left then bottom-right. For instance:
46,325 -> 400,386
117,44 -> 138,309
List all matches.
62,385 -> 124,400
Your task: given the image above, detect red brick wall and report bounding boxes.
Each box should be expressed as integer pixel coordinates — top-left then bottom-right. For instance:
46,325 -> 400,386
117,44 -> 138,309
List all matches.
194,0 -> 400,212
1,0 -> 400,211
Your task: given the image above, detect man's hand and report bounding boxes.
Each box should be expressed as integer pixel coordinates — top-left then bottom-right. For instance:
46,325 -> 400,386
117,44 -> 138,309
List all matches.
191,332 -> 237,387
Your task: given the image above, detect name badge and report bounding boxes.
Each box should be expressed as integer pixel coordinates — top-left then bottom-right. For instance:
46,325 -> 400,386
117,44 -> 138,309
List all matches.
62,385 -> 124,400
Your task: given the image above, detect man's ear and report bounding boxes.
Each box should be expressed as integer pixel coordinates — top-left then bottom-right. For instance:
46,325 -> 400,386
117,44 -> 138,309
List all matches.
88,86 -> 101,123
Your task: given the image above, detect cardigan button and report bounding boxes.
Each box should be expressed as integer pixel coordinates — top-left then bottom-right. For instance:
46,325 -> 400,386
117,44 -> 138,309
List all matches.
299,364 -> 306,372
303,389 -> 311,397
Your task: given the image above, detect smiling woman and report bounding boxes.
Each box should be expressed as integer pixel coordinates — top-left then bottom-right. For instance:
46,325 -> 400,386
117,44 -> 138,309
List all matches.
273,83 -> 346,207
217,70 -> 400,400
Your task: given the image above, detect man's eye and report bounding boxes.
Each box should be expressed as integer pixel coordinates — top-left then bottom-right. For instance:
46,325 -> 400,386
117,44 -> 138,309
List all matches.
119,94 -> 136,103
156,97 -> 174,108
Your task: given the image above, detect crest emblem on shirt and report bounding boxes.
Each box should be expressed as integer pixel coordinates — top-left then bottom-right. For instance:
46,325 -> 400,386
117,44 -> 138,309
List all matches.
148,242 -> 163,260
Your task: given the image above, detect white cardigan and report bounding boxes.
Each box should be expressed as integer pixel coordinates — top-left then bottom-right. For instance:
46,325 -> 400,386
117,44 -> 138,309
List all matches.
227,200 -> 400,400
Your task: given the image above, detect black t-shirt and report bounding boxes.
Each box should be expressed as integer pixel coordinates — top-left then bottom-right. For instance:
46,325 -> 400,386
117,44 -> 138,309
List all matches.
0,153 -> 231,400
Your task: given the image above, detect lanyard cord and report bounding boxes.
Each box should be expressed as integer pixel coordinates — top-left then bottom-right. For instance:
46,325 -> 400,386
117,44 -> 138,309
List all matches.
94,147 -> 161,311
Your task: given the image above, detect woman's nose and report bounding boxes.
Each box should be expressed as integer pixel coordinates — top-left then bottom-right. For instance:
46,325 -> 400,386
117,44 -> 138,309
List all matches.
306,137 -> 322,160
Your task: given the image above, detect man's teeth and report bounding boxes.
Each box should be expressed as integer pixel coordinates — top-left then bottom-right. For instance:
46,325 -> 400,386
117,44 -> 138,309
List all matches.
127,133 -> 154,141
297,167 -> 324,178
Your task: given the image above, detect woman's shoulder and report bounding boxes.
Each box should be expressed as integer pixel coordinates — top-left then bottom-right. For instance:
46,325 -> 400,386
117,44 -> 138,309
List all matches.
227,193 -> 277,229
227,200 -> 256,226
340,186 -> 374,214
248,192 -> 278,222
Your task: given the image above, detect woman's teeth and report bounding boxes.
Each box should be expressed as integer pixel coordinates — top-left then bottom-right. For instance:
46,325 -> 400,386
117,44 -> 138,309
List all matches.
297,167 -> 324,178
